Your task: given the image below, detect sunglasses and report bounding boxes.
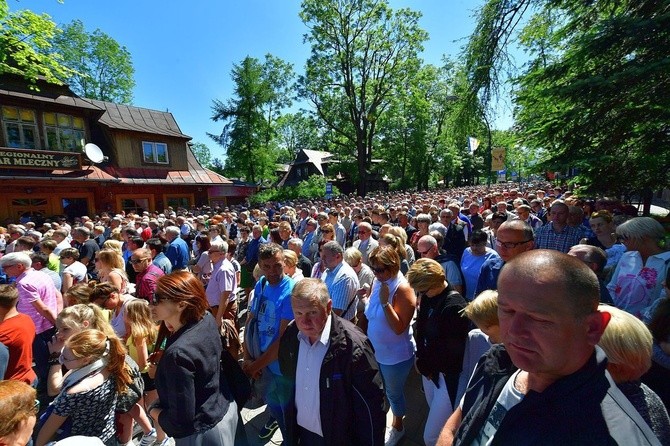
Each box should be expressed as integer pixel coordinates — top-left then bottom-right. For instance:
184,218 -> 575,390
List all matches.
371,266 -> 387,274
129,258 -> 147,264
150,292 -> 167,306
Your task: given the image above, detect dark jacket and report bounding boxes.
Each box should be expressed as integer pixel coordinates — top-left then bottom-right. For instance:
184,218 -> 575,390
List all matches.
155,313 -> 231,439
415,289 -> 469,392
279,314 -> 386,446
456,345 -> 661,446
443,222 -> 466,263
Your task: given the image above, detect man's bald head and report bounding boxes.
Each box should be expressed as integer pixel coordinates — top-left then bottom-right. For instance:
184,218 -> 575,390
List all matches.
501,249 -> 600,318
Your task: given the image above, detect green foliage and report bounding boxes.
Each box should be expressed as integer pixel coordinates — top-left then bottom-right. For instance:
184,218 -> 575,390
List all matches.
0,1 -> 75,87
299,0 -> 427,196
249,175 -> 340,204
190,141 -> 212,168
514,0 -> 670,198
50,19 -> 135,103
209,55 -> 295,184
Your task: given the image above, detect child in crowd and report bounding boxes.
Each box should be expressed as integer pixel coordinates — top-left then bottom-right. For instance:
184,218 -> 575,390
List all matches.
456,290 -> 500,403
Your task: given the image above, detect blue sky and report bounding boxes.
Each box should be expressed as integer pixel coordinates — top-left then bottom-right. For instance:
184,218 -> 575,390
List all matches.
13,0 -> 514,159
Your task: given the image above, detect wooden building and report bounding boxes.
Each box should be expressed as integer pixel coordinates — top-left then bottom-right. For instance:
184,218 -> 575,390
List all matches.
0,75 -> 252,223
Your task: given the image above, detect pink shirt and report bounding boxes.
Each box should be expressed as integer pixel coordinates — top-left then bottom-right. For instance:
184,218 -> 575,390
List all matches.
15,268 -> 58,334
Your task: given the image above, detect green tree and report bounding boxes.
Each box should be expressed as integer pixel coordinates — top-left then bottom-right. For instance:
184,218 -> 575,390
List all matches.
190,141 -> 212,168
50,19 -> 135,103
299,0 -> 427,196
275,112 -> 321,161
461,0 -> 669,211
0,1 -> 74,87
209,55 -> 295,184
514,0 -> 670,210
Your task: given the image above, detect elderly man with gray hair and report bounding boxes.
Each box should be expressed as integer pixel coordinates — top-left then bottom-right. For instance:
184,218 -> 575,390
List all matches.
319,241 -> 360,321
206,239 -> 238,326
279,278 -> 386,445
164,225 -> 189,270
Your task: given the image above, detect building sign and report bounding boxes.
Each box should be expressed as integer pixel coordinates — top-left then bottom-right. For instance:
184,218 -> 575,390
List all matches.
0,148 -> 81,170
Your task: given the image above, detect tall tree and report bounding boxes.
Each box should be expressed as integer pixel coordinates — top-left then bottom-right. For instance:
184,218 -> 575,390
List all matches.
514,0 -> 670,210
275,112 -> 321,160
209,55 -> 294,184
299,0 -> 427,196
190,141 -> 212,168
0,1 -> 74,87
50,19 -> 135,103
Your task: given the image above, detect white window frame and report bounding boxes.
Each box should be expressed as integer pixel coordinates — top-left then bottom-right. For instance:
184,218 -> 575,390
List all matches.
142,141 -> 169,164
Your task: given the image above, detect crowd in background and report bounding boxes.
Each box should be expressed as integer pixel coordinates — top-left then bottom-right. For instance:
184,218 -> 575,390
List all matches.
0,182 -> 669,446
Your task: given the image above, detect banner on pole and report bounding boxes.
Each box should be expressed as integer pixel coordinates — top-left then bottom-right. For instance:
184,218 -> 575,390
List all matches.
468,136 -> 480,154
491,147 -> 506,171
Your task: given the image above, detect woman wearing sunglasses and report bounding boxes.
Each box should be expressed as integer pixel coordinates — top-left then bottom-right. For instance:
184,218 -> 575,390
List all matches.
364,245 -> 416,446
148,271 -> 239,445
36,329 -> 132,446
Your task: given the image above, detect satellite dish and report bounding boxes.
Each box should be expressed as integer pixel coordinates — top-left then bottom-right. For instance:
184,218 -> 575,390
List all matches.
84,143 -> 105,164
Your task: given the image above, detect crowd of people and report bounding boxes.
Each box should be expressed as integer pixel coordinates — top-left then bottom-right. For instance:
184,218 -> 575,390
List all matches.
0,182 -> 668,446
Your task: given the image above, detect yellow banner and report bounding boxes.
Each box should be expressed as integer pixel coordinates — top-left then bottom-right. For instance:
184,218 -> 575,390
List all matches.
491,147 -> 506,171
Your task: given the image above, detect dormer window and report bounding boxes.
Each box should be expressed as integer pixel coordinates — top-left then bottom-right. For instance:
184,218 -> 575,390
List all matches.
44,112 -> 85,152
142,141 -> 169,164
2,106 -> 37,149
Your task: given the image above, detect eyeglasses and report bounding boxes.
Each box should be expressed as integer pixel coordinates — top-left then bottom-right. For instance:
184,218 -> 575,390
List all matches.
371,266 -> 387,274
129,258 -> 148,264
208,250 -> 223,256
418,249 -> 431,256
495,239 -> 532,249
2,263 -> 17,269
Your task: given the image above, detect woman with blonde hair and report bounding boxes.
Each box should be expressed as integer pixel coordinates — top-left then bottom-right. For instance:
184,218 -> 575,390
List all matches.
364,245 -> 416,445
607,216 -> 669,317
388,226 -> 415,266
379,233 -> 409,275
47,303 -> 155,446
95,249 -> 128,294
102,239 -> 123,254
37,329 -> 133,446
0,380 -> 38,446
283,249 -> 304,282
598,305 -> 670,443
406,258 -> 469,446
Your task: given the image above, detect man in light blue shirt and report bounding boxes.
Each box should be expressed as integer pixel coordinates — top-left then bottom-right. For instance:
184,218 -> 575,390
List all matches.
320,241 -> 359,321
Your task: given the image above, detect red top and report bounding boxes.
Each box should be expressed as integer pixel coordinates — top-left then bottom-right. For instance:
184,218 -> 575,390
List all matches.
0,313 -> 37,384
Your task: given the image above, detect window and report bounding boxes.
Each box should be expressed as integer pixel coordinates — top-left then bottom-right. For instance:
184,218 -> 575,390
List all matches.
121,198 -> 150,214
43,112 -> 85,152
2,106 -> 38,149
62,198 -> 89,220
142,142 -> 169,164
166,196 -> 192,209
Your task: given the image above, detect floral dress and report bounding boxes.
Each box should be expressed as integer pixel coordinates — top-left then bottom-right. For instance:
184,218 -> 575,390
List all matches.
53,377 -> 117,445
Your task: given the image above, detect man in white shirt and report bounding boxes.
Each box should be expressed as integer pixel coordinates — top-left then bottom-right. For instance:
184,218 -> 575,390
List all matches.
279,279 -> 386,445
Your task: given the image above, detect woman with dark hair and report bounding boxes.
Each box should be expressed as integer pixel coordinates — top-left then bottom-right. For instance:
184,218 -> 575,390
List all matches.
89,282 -> 136,341
582,210 -> 625,273
191,234 -> 213,287
148,271 -> 239,445
460,230 -> 500,301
